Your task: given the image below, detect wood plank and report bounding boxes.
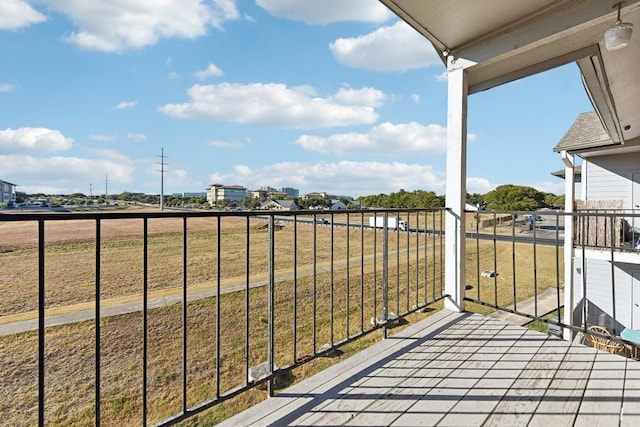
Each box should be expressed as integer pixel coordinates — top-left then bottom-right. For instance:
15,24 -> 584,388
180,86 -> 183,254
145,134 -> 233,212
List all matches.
297,314 -> 496,426
218,309 -> 465,427
435,324 -> 530,426
528,344 -> 596,426
622,359 -> 640,426
575,350 -> 627,425
482,332 -> 570,426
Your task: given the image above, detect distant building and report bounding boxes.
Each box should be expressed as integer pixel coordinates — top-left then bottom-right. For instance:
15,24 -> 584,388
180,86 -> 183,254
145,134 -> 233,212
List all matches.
206,184 -> 249,206
256,186 -> 299,198
302,192 -> 331,200
330,200 -> 347,210
0,179 -> 17,205
260,199 -> 297,211
172,192 -> 207,199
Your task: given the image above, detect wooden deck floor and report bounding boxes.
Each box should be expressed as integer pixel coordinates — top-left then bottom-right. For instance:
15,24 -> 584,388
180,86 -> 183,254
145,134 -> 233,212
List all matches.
218,310 -> 640,426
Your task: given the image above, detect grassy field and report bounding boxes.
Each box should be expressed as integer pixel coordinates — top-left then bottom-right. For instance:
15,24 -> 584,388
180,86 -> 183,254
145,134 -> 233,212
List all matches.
0,208 -> 563,426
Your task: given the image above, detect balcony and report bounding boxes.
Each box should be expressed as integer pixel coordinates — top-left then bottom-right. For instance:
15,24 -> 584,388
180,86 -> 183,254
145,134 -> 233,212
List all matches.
1,208 -> 639,426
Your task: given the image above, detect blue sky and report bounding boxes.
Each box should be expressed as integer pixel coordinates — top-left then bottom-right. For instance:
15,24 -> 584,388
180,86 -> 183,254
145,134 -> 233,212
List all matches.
0,0 -> 593,198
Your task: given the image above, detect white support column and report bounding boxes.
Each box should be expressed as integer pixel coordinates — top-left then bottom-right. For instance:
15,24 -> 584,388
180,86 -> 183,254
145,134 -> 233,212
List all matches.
444,67 -> 468,312
562,151 -> 575,340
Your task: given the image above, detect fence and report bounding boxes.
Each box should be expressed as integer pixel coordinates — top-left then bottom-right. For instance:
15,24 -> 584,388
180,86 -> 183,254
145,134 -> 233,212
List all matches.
0,208 -> 446,426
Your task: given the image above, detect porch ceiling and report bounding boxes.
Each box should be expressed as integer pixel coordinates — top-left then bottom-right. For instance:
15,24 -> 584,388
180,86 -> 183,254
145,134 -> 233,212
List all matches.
380,0 -> 640,147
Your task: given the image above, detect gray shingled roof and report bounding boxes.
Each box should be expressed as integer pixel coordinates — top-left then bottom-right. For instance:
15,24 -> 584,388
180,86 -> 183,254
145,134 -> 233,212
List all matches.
553,111 -> 615,153
550,164 -> 581,179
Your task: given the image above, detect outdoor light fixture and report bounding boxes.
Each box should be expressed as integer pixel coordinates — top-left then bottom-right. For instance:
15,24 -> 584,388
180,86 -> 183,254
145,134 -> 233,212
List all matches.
604,2 -> 633,51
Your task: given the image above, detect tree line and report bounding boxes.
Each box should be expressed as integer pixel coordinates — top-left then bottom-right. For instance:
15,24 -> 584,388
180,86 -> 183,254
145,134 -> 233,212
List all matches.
359,185 -> 564,210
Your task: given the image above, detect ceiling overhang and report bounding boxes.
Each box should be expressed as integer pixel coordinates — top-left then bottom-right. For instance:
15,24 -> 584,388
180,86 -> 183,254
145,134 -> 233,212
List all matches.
380,0 -> 640,148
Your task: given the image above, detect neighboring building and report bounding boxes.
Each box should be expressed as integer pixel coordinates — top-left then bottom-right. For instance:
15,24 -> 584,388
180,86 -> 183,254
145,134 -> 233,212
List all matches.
302,192 -> 333,200
554,111 -> 640,332
259,199 -> 297,211
206,184 -> 248,206
0,179 -> 17,205
330,200 -> 347,210
255,186 -> 299,198
551,165 -> 582,201
172,192 -> 207,199
252,189 -> 268,199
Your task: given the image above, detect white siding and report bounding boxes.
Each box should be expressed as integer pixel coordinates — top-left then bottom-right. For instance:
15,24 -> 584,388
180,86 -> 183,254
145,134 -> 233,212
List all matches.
584,153 -> 640,207
572,257 -> 638,329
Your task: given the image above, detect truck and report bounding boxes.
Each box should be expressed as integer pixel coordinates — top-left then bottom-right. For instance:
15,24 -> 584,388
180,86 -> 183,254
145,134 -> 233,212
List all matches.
368,216 -> 408,231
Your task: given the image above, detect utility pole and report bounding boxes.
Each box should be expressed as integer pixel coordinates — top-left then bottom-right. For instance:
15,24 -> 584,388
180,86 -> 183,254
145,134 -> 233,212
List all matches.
157,148 -> 167,211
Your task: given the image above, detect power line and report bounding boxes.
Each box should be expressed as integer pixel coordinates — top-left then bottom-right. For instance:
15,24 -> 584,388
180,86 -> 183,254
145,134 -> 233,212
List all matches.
156,147 -> 168,211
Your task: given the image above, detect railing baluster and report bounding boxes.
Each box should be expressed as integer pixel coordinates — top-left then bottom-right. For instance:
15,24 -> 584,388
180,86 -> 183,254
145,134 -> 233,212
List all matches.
245,216 -> 250,384
382,213 -> 388,340
95,219 -> 101,427
330,215 -> 334,346
267,215 -> 275,397
533,213 -> 538,318
610,214 -> 617,335
360,211 -> 364,333
292,216 -> 297,363
345,214 -> 350,339
216,216 -> 221,399
512,213 -> 517,311
182,217 -> 188,414
142,217 -> 148,426
312,216 -> 317,352
38,219 -> 45,427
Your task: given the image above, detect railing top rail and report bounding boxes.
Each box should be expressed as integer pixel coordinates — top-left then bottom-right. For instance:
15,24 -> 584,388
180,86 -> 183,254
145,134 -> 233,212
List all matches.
0,207 -> 447,222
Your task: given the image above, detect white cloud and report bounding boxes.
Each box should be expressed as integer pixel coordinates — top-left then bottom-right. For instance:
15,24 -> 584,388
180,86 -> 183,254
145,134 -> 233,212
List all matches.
411,94 -> 420,103
116,101 -> 137,109
436,71 -> 448,82
89,134 -> 118,142
0,127 -> 73,153
195,63 -> 224,80
256,0 -> 392,24
41,0 -> 240,52
295,122 -> 447,156
167,71 -> 180,80
330,21 -> 442,72
207,139 -> 249,149
127,133 -> 146,141
159,83 -> 385,129
209,161 -> 446,196
0,0 -> 47,30
0,154 -> 134,192
466,177 -> 494,195
0,83 -> 16,92
529,180 -> 565,195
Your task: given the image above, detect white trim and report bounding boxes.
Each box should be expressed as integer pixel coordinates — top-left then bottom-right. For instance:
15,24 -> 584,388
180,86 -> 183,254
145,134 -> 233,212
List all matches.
444,67 -> 468,312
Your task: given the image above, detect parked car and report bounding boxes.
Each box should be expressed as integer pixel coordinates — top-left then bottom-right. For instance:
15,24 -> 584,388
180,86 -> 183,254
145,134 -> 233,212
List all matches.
316,218 -> 330,224
524,214 -> 542,222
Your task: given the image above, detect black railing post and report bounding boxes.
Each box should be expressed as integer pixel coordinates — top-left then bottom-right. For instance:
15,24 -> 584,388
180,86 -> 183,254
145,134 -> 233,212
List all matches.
38,219 -> 45,427
142,218 -> 148,426
382,213 -> 389,339
95,219 -> 101,427
182,217 -> 188,414
267,215 -> 275,397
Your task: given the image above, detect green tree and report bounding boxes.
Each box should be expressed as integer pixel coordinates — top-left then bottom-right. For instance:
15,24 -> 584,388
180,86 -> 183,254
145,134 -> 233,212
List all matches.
483,185 -> 545,211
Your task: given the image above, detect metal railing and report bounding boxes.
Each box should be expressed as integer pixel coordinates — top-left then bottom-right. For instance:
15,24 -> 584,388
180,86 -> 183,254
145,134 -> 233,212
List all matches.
464,209 -> 640,345
0,208 -> 446,426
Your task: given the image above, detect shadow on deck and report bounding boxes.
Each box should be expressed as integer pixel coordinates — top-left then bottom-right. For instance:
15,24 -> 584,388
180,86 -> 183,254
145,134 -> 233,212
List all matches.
219,310 -> 640,426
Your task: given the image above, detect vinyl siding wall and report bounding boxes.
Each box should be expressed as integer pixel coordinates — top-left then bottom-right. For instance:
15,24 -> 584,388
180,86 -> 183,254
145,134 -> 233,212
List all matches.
572,256 -> 640,330
584,152 -> 640,207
